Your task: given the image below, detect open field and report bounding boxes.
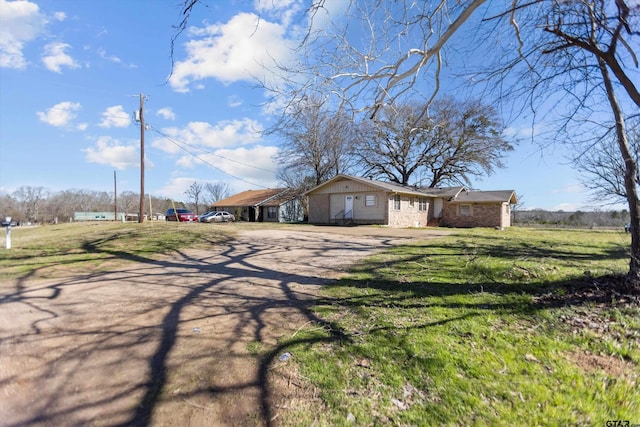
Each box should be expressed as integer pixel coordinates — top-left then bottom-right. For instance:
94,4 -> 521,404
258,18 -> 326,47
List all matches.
0,223 -> 638,426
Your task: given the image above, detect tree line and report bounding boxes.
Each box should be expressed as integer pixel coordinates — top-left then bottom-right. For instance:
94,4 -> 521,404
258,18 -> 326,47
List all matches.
513,209 -> 630,228
0,182 -> 231,224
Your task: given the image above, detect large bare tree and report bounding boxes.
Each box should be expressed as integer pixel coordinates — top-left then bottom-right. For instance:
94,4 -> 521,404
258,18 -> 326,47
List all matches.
358,98 -> 512,187
274,96 -> 356,188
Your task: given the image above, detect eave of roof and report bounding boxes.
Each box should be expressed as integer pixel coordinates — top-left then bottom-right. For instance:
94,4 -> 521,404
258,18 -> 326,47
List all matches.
304,174 -> 465,198
449,190 -> 517,204
211,188 -> 290,207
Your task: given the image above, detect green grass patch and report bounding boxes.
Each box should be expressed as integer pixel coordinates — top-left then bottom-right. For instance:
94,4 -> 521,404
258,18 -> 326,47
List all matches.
278,228 -> 639,426
0,221 -> 235,279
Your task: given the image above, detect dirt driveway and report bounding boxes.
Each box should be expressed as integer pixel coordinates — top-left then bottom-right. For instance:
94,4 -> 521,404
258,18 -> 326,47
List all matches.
0,226 -> 448,426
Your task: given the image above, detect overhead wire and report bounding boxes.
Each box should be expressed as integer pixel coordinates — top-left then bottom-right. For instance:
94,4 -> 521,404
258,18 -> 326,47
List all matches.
148,125 -> 272,189
150,126 -> 276,173
41,97 -> 277,189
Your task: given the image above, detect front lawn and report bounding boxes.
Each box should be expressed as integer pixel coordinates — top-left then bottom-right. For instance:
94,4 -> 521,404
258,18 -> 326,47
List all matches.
276,227 -> 639,426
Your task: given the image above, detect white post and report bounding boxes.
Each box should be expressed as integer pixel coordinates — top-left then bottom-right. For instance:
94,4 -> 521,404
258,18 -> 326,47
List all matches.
5,216 -> 12,250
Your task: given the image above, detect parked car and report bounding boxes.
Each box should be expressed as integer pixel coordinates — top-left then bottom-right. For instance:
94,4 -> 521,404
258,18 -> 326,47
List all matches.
198,211 -> 217,222
201,211 -> 235,223
165,208 -> 198,222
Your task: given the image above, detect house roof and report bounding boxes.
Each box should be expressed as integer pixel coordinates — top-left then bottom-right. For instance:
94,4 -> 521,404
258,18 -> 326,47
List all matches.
449,190 -> 517,204
419,186 -> 466,198
211,188 -> 292,207
304,174 -> 465,198
304,174 -> 516,204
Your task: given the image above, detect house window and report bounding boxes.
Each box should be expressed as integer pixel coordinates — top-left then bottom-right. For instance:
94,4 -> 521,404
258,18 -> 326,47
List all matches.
459,204 -> 472,216
418,198 -> 428,211
394,194 -> 401,210
267,206 -> 277,219
409,197 -> 414,207
365,194 -> 376,207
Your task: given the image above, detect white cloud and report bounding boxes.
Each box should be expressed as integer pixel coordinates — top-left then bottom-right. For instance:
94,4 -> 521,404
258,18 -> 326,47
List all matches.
42,42 -> 80,73
228,95 -> 243,108
98,105 -> 131,128
254,0 -> 298,12
169,12 -> 295,92
53,11 -> 66,21
156,107 -> 176,120
551,202 -> 583,212
95,47 -> 136,68
217,145 -> 279,188
305,0 -> 350,33
37,101 -> 82,127
84,136 -> 139,170
96,47 -> 121,64
254,0 -> 301,27
157,145 -> 279,200
0,0 -> 47,68
153,118 -> 263,154
178,144 -> 278,177
552,183 -> 585,195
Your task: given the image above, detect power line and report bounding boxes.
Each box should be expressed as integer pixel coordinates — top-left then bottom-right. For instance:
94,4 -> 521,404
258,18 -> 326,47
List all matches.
148,125 -> 271,189
150,126 -> 276,173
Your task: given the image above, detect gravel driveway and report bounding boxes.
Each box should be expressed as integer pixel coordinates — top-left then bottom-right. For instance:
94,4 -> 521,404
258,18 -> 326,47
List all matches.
0,226 -> 448,426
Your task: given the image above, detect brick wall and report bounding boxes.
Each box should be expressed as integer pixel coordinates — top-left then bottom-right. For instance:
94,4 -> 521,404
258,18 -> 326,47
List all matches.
307,193 -> 330,223
442,202 -> 510,228
387,195 -> 429,227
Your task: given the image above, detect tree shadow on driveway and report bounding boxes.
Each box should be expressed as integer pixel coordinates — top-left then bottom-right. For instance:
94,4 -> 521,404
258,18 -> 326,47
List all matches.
0,229 -> 411,426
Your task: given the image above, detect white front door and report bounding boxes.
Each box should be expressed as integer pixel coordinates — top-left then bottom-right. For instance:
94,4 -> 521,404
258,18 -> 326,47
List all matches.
344,195 -> 354,219
434,198 -> 443,218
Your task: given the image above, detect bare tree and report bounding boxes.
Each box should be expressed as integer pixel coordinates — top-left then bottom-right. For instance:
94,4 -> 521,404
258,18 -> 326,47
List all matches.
12,186 -> 48,223
510,0 -> 640,290
274,96 -> 356,188
258,0 -> 488,119
185,181 -> 204,214
358,98 -> 513,187
577,120 -> 640,204
203,182 -> 231,206
0,194 -> 21,222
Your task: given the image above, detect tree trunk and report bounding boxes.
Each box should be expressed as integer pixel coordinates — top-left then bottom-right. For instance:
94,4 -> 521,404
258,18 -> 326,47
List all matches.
599,58 -> 640,292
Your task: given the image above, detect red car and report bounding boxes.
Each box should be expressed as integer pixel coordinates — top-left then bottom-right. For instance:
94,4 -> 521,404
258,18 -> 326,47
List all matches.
165,208 -> 198,222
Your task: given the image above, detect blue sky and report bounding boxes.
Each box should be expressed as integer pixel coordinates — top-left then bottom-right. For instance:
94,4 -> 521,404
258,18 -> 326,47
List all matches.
0,0 -> 626,211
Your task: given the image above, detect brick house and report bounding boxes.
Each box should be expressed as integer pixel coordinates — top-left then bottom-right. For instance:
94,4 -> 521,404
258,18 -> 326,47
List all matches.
304,174 -> 517,228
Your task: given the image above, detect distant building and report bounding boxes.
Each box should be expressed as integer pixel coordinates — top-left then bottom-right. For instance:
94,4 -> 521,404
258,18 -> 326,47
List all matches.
73,212 -> 124,221
211,188 -> 304,223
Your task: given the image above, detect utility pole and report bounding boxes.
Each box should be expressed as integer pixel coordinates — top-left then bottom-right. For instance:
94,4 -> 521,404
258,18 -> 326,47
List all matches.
138,94 -> 145,223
